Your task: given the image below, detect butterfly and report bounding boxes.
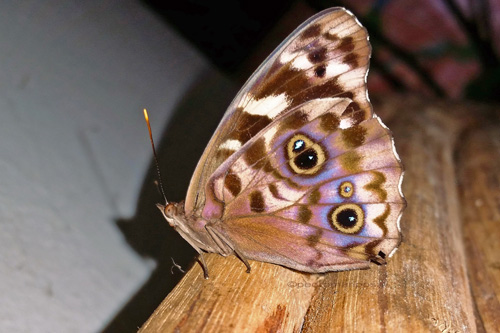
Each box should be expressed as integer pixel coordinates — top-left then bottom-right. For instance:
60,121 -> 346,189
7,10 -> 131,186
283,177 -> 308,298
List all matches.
147,7 -> 405,278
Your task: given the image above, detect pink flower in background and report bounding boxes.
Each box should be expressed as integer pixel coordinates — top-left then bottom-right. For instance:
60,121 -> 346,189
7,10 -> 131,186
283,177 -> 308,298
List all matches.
339,0 -> 499,100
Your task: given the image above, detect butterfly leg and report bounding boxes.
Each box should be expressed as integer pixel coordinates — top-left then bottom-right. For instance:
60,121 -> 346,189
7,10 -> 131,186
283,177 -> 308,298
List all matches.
206,225 -> 252,273
197,253 -> 210,279
234,249 -> 252,274
177,229 -> 210,278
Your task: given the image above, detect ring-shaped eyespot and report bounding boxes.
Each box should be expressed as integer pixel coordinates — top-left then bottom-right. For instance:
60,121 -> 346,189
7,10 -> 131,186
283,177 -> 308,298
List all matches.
329,204 -> 364,234
285,133 -> 327,175
338,181 -> 354,198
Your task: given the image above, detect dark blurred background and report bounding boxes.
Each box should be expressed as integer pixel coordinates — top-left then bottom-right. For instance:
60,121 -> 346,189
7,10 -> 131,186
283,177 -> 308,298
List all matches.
143,0 -> 499,101
106,0 -> 500,331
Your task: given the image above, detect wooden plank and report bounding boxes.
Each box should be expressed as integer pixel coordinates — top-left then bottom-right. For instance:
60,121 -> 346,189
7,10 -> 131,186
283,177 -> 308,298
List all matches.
302,97 -> 477,332
139,97 -> 482,332
458,123 -> 500,332
139,254 -> 322,332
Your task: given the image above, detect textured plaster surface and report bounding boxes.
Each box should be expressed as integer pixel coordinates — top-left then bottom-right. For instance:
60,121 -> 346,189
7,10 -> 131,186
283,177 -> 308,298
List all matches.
0,1 -> 209,331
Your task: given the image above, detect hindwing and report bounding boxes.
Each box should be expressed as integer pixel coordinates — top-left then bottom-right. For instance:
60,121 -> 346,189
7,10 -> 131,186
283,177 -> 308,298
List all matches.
202,98 -> 404,271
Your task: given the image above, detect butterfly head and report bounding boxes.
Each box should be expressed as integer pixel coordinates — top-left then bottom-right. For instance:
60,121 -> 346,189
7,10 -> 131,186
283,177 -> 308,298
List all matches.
156,202 -> 183,227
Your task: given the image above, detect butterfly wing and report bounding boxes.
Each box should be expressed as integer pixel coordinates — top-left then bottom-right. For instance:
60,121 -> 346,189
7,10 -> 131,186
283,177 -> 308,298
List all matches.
185,8 -> 372,216
202,98 -> 404,272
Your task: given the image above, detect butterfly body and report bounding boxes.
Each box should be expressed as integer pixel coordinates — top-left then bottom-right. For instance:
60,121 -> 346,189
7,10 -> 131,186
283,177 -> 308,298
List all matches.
157,8 -> 405,276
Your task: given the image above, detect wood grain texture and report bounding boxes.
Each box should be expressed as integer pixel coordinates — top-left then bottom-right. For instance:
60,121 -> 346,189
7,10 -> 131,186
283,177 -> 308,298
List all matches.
139,254 -> 321,332
139,96 -> 497,332
458,124 -> 500,332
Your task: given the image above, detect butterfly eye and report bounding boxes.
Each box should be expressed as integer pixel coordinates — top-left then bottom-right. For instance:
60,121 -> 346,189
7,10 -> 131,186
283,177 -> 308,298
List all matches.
338,181 -> 354,198
163,203 -> 176,218
286,133 -> 327,175
329,204 -> 364,234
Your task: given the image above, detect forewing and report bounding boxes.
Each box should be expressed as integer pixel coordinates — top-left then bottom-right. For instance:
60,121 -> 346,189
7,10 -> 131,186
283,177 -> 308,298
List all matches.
185,8 -> 372,216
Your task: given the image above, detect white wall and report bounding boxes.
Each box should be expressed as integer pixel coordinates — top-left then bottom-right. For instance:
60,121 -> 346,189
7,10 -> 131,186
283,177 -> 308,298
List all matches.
0,1 -> 217,332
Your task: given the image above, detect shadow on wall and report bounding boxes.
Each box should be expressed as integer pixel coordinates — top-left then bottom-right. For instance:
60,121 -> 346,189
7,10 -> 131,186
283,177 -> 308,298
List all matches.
101,68 -> 238,333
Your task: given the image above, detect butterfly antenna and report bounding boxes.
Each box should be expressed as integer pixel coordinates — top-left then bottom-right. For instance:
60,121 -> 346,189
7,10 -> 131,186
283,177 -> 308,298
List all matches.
143,109 -> 168,204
